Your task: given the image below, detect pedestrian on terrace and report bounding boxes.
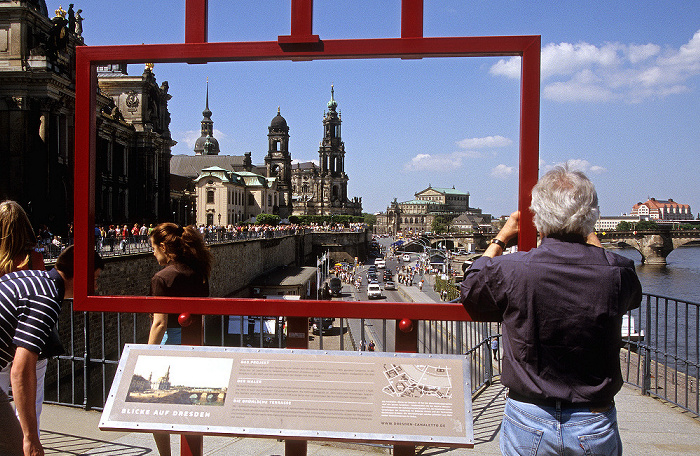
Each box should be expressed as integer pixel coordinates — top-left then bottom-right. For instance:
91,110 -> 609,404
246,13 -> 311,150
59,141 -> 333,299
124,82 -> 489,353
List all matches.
460,165 -> 642,455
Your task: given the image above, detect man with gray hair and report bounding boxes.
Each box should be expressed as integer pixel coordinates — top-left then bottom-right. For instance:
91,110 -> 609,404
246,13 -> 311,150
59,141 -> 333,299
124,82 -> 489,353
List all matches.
460,165 -> 641,455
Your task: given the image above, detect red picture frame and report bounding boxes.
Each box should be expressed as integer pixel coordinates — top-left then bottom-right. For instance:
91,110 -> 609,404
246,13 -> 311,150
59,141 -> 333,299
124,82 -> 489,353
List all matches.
73,0 -> 540,318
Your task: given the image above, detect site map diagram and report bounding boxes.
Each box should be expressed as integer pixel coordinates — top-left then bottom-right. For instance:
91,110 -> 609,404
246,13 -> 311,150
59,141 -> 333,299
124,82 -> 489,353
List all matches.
382,364 -> 452,399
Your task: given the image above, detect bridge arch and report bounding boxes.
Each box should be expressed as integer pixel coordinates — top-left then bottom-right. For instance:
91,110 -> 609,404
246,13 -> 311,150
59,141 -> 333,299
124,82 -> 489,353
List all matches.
598,230 -> 700,265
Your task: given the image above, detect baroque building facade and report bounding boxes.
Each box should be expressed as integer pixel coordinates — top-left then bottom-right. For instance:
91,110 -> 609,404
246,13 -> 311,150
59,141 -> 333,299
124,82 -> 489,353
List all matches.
0,2 -> 174,233
290,86 -> 362,217
375,186 -> 487,236
170,85 -> 362,227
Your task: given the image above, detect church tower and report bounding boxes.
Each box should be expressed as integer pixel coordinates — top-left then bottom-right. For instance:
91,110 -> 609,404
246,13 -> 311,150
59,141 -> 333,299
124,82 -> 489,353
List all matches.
194,80 -> 220,155
265,107 -> 293,218
318,85 -> 349,211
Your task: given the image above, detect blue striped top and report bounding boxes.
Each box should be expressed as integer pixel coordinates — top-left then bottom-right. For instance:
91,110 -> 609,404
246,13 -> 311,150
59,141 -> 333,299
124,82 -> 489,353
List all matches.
0,268 -> 64,369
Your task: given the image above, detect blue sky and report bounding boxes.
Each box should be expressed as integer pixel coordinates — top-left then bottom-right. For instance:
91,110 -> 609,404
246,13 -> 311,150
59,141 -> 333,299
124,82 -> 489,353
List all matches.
62,1 -> 700,218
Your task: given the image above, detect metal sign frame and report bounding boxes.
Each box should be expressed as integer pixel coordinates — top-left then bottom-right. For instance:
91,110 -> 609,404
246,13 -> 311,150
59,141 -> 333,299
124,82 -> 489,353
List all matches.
101,344 -> 473,447
73,0 -> 540,314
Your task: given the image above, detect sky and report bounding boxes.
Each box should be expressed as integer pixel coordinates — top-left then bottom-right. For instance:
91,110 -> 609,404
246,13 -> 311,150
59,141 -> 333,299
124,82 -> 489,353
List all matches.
58,1 -> 700,218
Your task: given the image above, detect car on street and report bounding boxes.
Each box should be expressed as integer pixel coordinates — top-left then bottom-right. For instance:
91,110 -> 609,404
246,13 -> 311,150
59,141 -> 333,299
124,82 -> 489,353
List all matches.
403,253 -> 411,262
328,277 -> 343,296
375,258 -> 386,269
367,283 -> 382,299
384,280 -> 396,290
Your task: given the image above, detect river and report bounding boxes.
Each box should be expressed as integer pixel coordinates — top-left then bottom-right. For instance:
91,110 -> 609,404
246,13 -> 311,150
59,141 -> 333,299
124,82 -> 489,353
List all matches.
614,245 -> 700,304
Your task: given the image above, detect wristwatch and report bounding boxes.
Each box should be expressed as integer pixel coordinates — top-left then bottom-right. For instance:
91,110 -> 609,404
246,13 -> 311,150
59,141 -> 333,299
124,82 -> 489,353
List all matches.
490,238 -> 507,249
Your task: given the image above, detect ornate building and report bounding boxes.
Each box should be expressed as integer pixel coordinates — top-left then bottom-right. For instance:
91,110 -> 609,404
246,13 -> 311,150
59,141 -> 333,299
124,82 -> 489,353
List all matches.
170,85 -> 362,226
375,186 -> 486,235
170,89 -> 283,226
290,86 -> 362,217
96,64 -> 175,225
0,2 -> 174,232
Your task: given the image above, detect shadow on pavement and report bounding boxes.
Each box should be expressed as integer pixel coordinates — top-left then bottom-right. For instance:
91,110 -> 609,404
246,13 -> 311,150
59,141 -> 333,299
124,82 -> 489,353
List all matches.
42,430 -> 152,455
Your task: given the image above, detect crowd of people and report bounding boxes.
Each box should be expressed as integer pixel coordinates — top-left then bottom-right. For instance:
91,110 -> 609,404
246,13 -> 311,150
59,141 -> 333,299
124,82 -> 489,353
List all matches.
35,221 -> 371,261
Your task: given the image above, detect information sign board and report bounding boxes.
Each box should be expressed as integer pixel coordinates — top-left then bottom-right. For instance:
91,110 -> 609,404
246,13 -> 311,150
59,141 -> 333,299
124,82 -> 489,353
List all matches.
100,344 -> 473,447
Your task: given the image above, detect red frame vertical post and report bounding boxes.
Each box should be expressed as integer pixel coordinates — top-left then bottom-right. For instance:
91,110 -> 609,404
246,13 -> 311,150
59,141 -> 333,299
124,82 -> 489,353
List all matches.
518,37 -> 541,252
279,0 -> 319,43
185,0 -> 208,44
401,0 -> 423,38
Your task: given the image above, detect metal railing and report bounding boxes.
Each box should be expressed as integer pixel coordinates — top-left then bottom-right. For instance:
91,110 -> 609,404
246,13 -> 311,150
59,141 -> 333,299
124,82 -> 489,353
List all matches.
621,293 -> 700,415
43,292 -> 698,417
39,227 -> 320,261
43,306 -> 498,410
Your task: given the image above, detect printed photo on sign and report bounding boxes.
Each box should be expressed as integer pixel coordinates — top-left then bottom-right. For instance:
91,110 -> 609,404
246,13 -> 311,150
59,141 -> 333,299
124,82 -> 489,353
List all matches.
126,355 -> 232,406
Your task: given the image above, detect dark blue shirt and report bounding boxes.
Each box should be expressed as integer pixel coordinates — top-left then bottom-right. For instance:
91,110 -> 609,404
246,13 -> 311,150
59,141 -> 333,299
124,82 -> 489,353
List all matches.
460,236 -> 642,404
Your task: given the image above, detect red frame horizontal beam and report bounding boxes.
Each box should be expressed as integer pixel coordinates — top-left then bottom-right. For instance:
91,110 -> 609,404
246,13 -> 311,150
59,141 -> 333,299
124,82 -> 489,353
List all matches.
74,34 -> 540,315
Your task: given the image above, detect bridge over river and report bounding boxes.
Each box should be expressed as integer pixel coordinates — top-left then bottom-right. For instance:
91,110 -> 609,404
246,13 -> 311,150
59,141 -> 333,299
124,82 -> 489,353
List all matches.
597,229 -> 700,265
396,230 -> 700,266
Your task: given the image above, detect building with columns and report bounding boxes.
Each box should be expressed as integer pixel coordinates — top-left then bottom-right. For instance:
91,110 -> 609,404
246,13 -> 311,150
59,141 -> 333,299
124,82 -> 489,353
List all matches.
375,186 -> 486,236
170,85 -> 362,226
0,1 -> 174,233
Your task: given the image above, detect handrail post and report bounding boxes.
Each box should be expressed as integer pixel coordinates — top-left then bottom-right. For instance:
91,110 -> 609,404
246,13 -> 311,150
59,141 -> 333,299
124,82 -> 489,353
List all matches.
642,296 -> 652,395
180,315 -> 204,456
82,311 -> 91,410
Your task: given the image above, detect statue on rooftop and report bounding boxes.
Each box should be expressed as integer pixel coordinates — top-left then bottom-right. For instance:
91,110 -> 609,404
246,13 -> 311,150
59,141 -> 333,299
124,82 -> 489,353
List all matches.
75,10 -> 83,37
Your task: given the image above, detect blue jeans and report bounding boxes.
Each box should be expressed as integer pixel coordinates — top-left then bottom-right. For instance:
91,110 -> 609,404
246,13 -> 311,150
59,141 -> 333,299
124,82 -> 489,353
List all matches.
161,328 -> 181,345
500,397 -> 622,456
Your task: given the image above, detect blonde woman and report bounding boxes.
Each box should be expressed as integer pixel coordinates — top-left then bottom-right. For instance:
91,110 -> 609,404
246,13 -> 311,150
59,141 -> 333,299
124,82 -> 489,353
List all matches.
0,200 -> 48,434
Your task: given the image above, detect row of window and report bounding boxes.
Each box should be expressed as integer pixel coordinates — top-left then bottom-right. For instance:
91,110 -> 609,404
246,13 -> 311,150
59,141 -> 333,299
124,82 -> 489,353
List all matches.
206,188 -> 279,208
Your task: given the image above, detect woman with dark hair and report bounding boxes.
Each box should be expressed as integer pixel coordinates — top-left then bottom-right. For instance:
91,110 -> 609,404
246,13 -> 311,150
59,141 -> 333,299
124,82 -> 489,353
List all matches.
148,223 -> 211,345
147,223 -> 211,456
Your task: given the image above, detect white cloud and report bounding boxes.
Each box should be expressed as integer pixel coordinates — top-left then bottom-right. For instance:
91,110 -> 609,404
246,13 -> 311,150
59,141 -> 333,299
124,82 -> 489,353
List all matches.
403,151 -> 478,172
456,135 -> 512,149
541,159 -> 607,175
404,135 -> 511,172
489,30 -> 700,103
178,129 -> 228,149
491,164 -> 514,179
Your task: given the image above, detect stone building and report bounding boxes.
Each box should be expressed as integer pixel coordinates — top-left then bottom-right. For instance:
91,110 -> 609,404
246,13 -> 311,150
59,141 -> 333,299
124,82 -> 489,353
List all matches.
170,85 -> 362,226
0,2 -> 174,232
290,86 -> 362,217
375,186 -> 486,235
631,198 -> 693,221
95,64 -> 175,225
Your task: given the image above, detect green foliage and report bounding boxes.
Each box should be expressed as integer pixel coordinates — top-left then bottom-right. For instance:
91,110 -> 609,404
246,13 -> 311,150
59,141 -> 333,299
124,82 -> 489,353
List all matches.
255,213 -> 281,226
616,221 -> 635,231
363,213 -> 377,227
636,220 -> 659,230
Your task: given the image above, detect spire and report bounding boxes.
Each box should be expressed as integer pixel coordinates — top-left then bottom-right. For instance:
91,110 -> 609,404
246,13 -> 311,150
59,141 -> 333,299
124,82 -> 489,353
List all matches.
202,77 -> 212,118
327,84 -> 337,111
194,78 -> 219,155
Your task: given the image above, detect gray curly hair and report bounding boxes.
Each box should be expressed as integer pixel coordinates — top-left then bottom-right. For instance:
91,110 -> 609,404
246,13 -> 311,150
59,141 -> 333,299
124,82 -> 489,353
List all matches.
529,165 -> 600,237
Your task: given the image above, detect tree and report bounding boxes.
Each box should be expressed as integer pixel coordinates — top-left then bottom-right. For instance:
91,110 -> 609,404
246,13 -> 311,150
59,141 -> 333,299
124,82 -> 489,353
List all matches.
256,213 -> 280,226
432,216 -> 447,234
616,221 -> 634,231
636,220 -> 659,231
363,213 -> 376,227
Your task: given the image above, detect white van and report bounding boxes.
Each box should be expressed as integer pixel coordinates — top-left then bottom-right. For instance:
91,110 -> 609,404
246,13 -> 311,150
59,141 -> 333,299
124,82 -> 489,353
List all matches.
375,258 -> 386,269
367,283 -> 382,299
